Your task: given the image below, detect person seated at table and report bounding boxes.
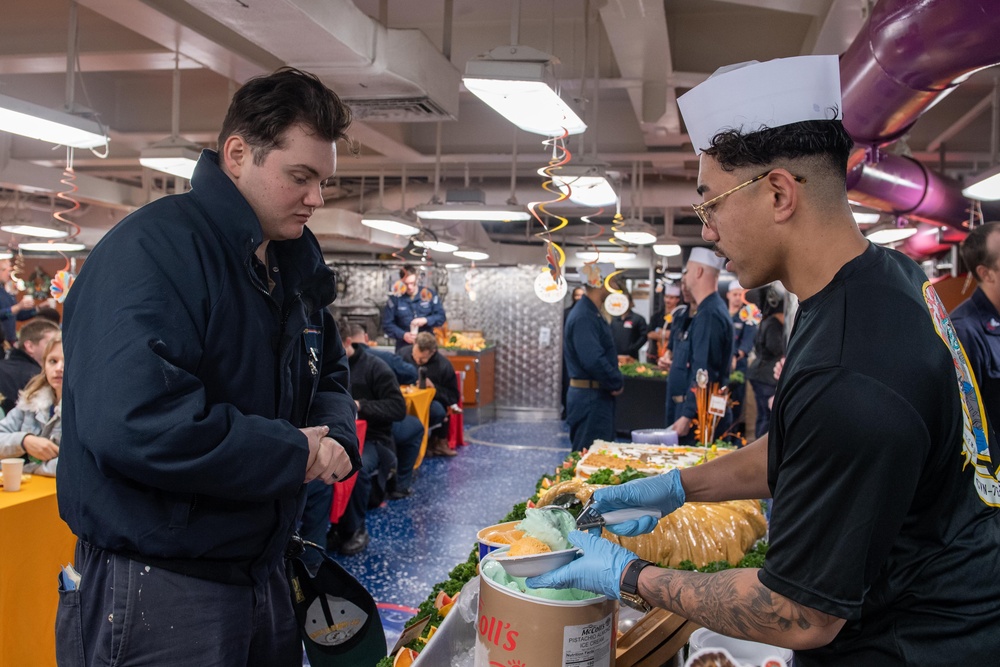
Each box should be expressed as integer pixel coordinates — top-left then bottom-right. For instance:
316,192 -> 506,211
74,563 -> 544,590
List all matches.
0,334 -> 62,476
0,318 -> 60,415
348,323 -> 422,498
302,321 -> 407,558
400,332 -> 460,458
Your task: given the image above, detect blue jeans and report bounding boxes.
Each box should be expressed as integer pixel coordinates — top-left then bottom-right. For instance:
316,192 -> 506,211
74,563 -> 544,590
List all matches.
340,442 -> 382,534
392,415 -> 424,491
429,400 -> 447,431
300,480 -> 334,569
56,541 -> 300,667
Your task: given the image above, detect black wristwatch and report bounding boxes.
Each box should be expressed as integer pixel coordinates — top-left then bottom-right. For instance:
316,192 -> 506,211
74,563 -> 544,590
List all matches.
619,559 -> 653,612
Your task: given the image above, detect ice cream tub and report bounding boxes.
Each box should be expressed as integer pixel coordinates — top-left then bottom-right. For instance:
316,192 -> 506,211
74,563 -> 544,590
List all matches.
476,550 -> 618,667
476,520 -> 522,561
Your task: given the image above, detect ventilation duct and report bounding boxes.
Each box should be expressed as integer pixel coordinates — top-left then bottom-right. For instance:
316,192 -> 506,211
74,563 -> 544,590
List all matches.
184,0 -> 460,121
839,0 -> 1000,238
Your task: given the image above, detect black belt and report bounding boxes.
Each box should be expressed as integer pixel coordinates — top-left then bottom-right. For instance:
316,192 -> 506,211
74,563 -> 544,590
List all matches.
570,379 -> 601,389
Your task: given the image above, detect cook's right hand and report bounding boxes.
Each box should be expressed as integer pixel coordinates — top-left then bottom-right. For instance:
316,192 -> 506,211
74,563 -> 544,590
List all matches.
656,354 -> 671,371
23,435 -> 59,461
590,469 -> 685,536
403,332 -> 417,344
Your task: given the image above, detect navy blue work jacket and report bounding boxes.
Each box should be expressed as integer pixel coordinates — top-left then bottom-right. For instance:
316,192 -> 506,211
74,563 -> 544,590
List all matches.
952,287 -> 1000,449
564,297 -> 623,392
383,289 -> 446,346
666,292 -> 734,421
59,151 -> 360,586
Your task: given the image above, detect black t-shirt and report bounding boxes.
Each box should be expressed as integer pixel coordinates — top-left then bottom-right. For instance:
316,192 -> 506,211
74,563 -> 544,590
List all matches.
762,243 -> 1000,666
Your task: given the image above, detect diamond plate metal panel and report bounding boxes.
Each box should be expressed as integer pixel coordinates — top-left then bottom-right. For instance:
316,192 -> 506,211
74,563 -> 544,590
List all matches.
328,264 -> 562,411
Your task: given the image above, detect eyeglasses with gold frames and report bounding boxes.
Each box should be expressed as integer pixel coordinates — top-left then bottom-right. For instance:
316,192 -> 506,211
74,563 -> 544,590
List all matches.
693,170 -> 806,226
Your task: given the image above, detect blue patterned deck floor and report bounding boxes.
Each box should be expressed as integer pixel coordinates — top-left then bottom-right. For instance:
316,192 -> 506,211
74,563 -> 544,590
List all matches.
328,418 -> 571,651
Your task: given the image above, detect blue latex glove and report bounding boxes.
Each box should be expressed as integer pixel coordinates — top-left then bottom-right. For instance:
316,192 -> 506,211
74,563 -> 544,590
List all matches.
526,530 -> 638,600
591,468 -> 685,536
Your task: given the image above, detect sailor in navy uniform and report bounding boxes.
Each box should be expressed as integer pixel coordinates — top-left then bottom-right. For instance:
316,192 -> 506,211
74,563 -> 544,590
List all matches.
564,263 -> 624,451
664,248 -> 734,443
383,266 -> 447,350
953,221 -> 1000,447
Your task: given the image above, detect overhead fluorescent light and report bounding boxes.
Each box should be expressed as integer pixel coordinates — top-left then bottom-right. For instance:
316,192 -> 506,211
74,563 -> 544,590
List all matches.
852,211 -> 881,224
19,240 -> 86,252
139,143 -> 201,179
361,209 -> 420,236
0,251 -> 11,260
866,227 -> 917,244
612,218 -> 657,245
962,164 -> 1000,201
464,45 -> 586,136
553,164 -> 618,208
653,243 -> 682,257
0,92 -> 108,148
414,238 -> 459,253
415,204 -> 530,222
453,249 -> 490,260
0,223 -> 69,239
576,250 -> 637,263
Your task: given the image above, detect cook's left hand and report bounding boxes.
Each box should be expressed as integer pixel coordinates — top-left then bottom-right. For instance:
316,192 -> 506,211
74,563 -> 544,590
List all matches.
411,317 -> 428,327
526,530 -> 638,600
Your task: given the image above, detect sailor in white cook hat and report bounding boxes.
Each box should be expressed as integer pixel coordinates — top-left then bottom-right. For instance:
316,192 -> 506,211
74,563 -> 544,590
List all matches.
661,247 -> 734,442
530,55 -> 1000,667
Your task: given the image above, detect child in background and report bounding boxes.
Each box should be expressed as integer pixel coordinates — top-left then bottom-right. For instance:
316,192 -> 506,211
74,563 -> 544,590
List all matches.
0,334 -> 62,475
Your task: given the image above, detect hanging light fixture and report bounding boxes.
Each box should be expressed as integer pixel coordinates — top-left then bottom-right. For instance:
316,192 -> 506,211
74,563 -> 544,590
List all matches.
553,162 -> 618,208
0,192 -> 70,239
653,239 -> 682,257
0,93 -> 108,149
361,173 -> 420,236
414,237 -> 459,253
612,164 -> 655,244
962,164 -> 1000,201
139,52 -> 202,180
463,2 -> 585,136
866,217 -> 918,245
576,250 -> 636,263
19,240 -> 86,252
453,249 -> 490,261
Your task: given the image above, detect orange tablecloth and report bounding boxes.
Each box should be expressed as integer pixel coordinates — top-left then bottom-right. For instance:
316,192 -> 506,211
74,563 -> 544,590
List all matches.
0,476 -> 76,667
401,386 -> 435,468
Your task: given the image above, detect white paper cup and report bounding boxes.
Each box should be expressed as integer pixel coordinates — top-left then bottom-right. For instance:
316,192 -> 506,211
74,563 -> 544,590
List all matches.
1,458 -> 24,492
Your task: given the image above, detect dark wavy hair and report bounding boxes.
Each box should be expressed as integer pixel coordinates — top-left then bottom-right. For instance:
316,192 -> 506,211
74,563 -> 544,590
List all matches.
959,221 -> 1000,282
218,67 -> 353,164
703,115 -> 853,184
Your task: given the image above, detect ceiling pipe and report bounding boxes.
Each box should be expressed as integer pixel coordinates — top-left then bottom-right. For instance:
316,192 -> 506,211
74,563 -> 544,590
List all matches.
838,0 -> 1000,240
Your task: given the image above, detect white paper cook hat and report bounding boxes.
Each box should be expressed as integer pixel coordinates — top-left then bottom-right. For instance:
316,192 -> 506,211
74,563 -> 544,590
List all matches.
688,247 -> 727,272
677,55 -> 842,155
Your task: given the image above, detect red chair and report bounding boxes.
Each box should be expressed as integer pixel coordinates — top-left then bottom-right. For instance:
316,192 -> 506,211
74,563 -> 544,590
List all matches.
447,371 -> 465,448
330,419 -> 367,524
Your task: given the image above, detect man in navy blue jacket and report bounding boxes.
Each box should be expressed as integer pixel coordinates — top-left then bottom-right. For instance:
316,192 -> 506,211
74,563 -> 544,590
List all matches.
563,264 -> 624,451
383,265 -> 447,349
58,68 -> 360,667
953,221 -> 1000,448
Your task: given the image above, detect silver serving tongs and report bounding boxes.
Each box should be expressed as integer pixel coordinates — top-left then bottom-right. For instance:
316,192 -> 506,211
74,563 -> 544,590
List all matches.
575,498 -> 662,531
